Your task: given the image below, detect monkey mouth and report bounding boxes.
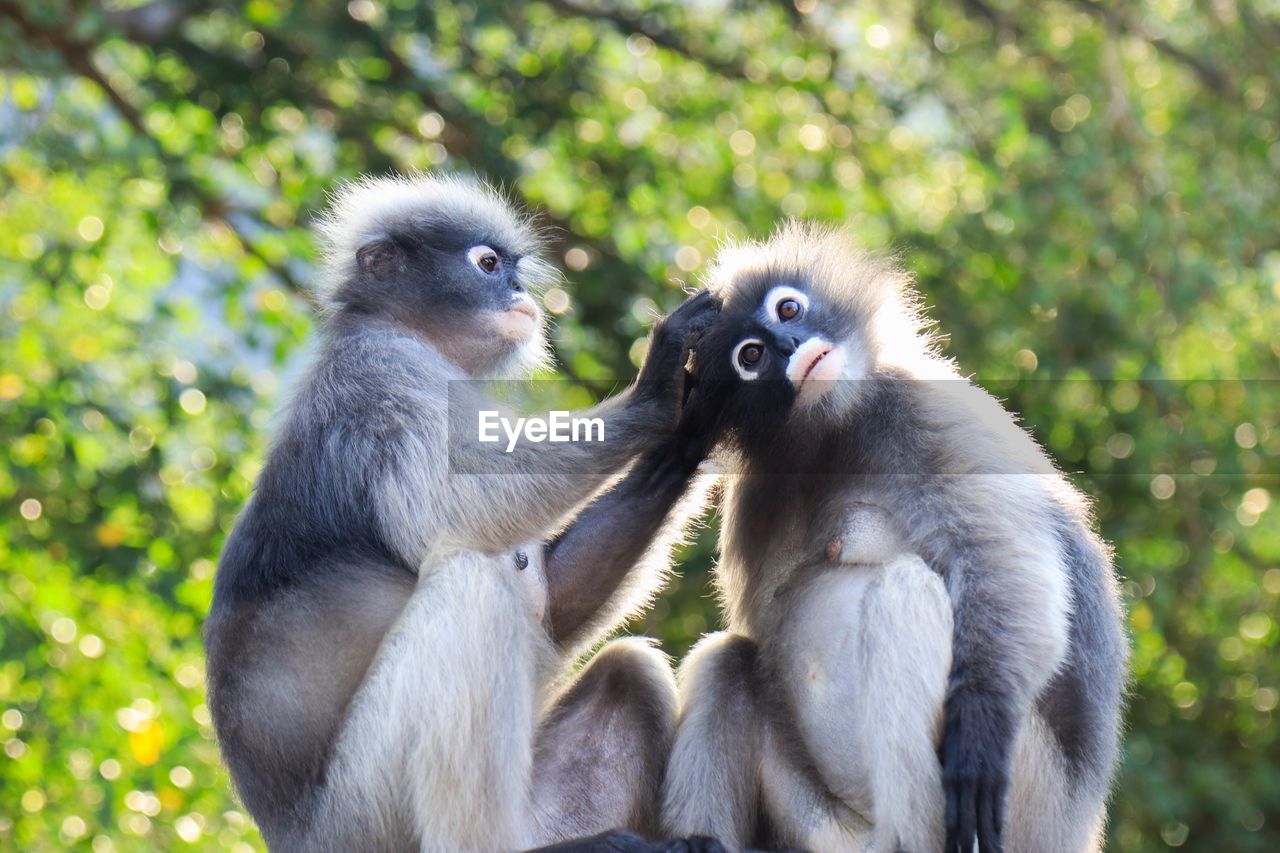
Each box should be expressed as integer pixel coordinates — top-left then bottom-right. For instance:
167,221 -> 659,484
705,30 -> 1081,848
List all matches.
508,298 -> 538,320
497,300 -> 539,341
787,339 -> 844,404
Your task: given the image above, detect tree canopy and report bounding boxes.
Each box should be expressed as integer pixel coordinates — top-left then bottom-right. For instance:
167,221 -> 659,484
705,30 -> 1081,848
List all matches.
1,0 -> 1277,850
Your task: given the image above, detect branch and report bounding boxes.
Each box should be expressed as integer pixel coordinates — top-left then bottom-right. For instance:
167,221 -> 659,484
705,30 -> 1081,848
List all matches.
544,0 -> 749,80
1239,2 -> 1280,49
0,1 -> 309,299
1066,0 -> 1238,99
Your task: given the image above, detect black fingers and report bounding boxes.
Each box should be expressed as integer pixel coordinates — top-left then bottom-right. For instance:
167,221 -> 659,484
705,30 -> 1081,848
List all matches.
978,775 -> 1004,852
634,290 -> 722,412
943,772 -> 976,853
665,289 -> 722,337
650,290 -> 722,359
942,763 -> 1008,853
940,688 -> 1012,853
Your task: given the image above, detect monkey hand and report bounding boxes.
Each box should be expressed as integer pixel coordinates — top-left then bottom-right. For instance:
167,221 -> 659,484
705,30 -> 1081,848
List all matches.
940,688 -> 1013,853
634,289 -> 722,427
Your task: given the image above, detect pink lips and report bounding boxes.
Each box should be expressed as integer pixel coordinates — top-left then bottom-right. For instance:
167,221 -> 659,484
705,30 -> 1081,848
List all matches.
799,347 -> 830,382
787,340 -> 834,388
497,298 -> 539,341
786,338 -> 845,405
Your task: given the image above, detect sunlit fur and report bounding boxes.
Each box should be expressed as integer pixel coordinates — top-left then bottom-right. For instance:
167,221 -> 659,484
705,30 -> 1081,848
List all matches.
663,223 -> 1129,852
552,470 -> 719,662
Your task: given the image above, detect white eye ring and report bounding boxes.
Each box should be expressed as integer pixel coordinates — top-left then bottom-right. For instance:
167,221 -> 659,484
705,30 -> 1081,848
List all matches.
762,285 -> 809,322
732,339 -> 766,381
467,245 -> 500,273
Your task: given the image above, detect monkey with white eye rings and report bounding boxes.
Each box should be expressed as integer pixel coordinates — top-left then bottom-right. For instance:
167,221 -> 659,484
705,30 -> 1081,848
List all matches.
205,174 -> 724,852
660,223 -> 1129,853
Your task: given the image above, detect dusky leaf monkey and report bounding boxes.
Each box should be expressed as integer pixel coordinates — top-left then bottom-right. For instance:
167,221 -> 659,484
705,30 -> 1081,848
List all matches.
660,224 -> 1128,853
206,175 -> 722,851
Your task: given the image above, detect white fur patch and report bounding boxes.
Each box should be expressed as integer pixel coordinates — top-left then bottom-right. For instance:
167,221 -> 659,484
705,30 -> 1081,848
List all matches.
495,294 -> 540,342
832,503 -> 903,565
322,550 -> 550,849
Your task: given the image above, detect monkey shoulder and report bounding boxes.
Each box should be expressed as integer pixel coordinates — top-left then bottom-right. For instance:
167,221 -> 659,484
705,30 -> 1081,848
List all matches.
902,372 -> 1061,479
209,332 -> 449,615
317,329 -> 454,413
268,331 -> 460,483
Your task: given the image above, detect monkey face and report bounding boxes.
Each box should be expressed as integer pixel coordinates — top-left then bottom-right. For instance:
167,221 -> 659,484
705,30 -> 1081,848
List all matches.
725,283 -> 855,408
682,223 -> 919,451
345,216 -> 555,377
687,272 -> 870,452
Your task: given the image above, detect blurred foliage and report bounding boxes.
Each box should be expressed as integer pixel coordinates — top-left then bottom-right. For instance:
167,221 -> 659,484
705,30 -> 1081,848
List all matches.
1,0 -> 1278,850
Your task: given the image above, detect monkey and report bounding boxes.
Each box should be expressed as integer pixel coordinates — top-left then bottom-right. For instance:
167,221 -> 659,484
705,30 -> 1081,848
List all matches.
204,174 -> 724,851
659,223 -> 1129,852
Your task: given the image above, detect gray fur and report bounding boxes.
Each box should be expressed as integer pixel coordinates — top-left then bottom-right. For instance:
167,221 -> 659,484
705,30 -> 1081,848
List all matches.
532,639 -> 679,842
207,175 -> 705,851
662,224 -> 1129,851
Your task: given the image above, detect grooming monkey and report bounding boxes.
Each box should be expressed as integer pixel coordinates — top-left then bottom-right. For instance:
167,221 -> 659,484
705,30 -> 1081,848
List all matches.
206,175 -> 721,851
661,224 -> 1129,852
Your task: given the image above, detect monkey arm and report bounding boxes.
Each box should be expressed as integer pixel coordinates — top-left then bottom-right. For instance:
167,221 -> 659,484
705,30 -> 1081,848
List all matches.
440,390 -> 672,556
435,291 -> 720,558
936,506 -> 1073,853
541,433 -> 708,646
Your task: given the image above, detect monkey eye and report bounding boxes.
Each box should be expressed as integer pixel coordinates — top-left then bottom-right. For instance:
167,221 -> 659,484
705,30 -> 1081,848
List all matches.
467,245 -> 501,274
732,339 -> 766,380
763,285 -> 809,324
777,299 -> 801,321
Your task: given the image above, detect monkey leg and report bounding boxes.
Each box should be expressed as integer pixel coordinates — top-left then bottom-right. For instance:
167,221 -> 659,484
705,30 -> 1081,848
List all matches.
530,638 -> 679,846
661,633 -> 871,853
298,551 -> 547,852
779,555 -> 952,853
756,727 -> 876,853
661,633 -> 765,851
1004,713 -> 1107,853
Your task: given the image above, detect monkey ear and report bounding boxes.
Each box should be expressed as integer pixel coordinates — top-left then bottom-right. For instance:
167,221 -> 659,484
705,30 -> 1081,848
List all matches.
356,240 -> 402,280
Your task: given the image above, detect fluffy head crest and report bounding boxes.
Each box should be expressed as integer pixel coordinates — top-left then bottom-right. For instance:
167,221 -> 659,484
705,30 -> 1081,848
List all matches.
313,172 -> 547,306
703,221 -> 937,369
